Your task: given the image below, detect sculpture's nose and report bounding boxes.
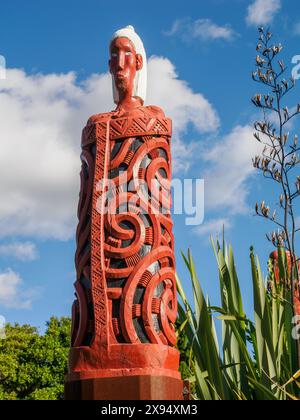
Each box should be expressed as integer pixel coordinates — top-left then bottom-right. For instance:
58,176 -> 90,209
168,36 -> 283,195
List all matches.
116,52 -> 125,70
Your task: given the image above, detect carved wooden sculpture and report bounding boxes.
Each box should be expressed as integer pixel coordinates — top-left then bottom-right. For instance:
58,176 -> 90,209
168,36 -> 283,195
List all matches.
65,26 -> 183,400
270,250 -> 300,317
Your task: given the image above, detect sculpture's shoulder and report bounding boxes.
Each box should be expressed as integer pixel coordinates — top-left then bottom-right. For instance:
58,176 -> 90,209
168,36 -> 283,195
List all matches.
86,111 -> 114,126
86,107 -> 167,125
144,105 -> 166,119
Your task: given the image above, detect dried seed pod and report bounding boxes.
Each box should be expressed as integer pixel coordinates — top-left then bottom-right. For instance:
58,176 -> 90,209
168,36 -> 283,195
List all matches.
278,60 -> 285,71
280,194 -> 284,206
294,135 -> 298,147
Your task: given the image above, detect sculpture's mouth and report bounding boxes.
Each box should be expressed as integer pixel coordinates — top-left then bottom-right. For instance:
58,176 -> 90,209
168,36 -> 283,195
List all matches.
115,73 -> 126,80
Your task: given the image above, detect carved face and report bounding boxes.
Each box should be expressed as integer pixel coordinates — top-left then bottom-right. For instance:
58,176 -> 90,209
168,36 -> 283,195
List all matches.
109,37 -> 143,99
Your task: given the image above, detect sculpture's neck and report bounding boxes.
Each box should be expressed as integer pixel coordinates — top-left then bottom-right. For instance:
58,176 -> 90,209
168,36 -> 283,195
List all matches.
115,95 -> 143,113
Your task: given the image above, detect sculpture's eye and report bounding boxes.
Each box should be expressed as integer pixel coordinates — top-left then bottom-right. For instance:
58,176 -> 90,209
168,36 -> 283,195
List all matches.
111,52 -> 118,58
125,51 -> 132,56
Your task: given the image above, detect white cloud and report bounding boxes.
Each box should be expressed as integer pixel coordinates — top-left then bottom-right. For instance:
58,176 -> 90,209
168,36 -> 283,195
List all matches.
165,18 -> 237,42
203,125 -> 263,214
246,0 -> 281,26
0,58 -> 219,240
196,217 -> 232,238
193,125 -> 263,239
147,57 -> 219,172
0,269 -> 36,309
0,242 -> 38,261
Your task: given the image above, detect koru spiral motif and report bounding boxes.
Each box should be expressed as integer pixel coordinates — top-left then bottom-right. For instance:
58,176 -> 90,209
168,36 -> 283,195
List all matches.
71,107 -> 177,349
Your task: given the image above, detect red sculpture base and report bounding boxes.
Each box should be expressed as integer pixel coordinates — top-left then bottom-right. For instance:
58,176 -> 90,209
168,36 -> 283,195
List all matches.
65,375 -> 184,400
65,343 -> 185,400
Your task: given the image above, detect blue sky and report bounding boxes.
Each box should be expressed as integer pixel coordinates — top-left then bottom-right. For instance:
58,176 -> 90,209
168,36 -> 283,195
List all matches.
0,0 -> 300,331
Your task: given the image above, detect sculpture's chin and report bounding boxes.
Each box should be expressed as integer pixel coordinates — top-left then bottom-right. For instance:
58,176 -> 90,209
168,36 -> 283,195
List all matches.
115,80 -> 128,92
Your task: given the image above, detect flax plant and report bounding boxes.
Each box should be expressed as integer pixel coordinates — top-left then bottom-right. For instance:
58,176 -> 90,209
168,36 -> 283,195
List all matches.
177,243 -> 300,400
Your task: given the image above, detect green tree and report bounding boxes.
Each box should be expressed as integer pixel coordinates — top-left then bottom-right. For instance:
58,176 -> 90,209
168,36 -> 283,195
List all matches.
0,317 -> 70,400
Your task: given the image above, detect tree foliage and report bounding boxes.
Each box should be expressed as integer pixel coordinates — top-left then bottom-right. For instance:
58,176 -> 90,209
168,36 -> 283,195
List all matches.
0,317 -> 71,400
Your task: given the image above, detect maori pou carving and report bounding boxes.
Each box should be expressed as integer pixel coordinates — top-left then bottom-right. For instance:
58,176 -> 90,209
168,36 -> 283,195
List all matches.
269,251 -> 300,318
67,26 -> 181,383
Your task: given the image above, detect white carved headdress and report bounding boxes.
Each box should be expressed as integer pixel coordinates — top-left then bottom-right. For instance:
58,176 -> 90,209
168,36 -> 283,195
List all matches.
110,25 -> 147,104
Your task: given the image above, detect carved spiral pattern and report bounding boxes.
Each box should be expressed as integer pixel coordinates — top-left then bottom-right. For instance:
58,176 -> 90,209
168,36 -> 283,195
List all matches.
71,113 -> 177,348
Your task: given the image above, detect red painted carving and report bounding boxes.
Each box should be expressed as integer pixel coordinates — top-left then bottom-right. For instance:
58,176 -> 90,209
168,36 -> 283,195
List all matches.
269,250 -> 300,317
66,28 -> 182,399
68,108 -> 180,379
